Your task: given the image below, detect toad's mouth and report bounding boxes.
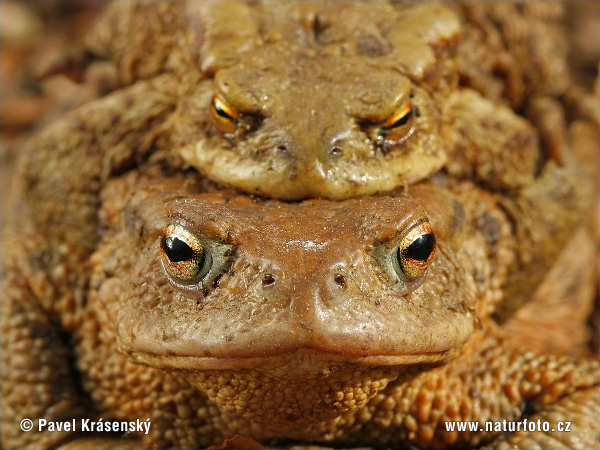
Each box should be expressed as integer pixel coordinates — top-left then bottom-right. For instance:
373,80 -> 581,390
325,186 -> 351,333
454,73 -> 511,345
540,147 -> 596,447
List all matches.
128,346 -> 458,371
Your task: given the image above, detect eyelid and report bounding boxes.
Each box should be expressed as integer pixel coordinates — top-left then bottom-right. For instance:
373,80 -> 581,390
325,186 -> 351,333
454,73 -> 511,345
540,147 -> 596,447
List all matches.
369,210 -> 428,245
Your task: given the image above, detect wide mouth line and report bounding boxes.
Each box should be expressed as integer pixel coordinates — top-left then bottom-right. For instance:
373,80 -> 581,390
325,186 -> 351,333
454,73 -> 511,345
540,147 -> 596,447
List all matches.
131,347 -> 455,370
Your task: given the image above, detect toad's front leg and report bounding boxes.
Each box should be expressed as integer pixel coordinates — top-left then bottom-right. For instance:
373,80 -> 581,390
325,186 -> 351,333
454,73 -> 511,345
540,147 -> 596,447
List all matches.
0,235 -> 86,450
1,77 -> 176,449
0,233 -> 140,450
359,324 -> 599,450
479,329 -> 599,449
0,224 -> 148,450
483,388 -> 599,450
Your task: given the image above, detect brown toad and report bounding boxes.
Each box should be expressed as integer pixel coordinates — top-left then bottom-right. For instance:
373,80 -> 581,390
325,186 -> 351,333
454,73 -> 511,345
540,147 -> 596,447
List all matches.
20,1 -> 576,205
2,171 -> 598,449
82,1 -> 570,200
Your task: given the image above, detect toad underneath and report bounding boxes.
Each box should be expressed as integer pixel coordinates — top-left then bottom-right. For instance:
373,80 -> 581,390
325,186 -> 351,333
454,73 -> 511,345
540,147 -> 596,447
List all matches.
2,171 -> 598,449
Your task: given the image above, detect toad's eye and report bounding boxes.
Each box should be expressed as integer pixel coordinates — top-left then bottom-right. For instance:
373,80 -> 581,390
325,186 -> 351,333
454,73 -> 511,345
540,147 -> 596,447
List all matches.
393,222 -> 436,279
210,94 -> 238,134
160,224 -> 210,282
379,102 -> 414,143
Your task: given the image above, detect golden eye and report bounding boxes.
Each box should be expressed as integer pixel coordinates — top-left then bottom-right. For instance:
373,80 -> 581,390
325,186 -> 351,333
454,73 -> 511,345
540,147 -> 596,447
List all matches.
379,101 -> 414,143
394,222 -> 436,279
210,94 -> 238,134
160,224 -> 209,282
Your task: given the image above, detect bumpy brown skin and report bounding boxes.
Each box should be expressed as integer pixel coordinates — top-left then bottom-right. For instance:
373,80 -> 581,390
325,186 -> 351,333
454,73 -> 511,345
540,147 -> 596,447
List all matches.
1,2 -> 598,449
3,172 -> 599,449
0,77 -> 182,450
453,2 -> 569,109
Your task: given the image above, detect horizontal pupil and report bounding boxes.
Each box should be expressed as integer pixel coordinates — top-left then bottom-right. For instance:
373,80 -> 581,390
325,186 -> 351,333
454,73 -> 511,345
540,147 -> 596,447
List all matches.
161,236 -> 196,262
385,110 -> 411,130
402,233 -> 435,262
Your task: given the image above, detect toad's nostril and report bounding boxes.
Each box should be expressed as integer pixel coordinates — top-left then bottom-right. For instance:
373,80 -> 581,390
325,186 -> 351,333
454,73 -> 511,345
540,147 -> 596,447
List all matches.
333,273 -> 346,288
329,146 -> 344,157
262,274 -> 276,286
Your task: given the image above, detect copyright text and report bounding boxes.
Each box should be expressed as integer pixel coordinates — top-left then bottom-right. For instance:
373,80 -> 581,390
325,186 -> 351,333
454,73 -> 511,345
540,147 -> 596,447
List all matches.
20,418 -> 151,435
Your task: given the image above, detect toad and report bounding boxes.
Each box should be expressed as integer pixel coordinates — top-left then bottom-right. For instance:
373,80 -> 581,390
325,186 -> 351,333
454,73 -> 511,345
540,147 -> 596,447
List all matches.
72,1 -> 572,198
2,171 -> 598,449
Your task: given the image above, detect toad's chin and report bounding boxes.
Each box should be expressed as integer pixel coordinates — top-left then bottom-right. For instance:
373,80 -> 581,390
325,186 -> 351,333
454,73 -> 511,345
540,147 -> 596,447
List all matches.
175,355 -> 404,427
127,347 -> 457,426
